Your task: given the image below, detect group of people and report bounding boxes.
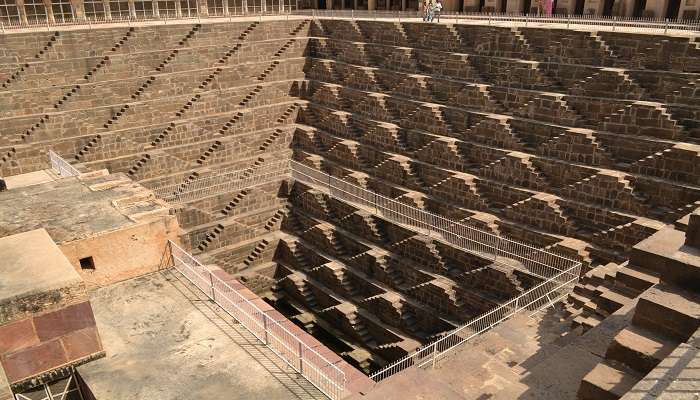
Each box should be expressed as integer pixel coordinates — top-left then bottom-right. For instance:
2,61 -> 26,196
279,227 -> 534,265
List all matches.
421,0 -> 443,22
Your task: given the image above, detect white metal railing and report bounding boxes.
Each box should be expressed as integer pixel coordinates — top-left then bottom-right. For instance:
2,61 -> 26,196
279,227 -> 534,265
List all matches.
290,160 -> 582,382
169,240 -> 346,399
290,160 -> 580,280
369,260 -> 581,381
297,9 -> 700,33
150,159 -> 290,204
49,150 -> 81,177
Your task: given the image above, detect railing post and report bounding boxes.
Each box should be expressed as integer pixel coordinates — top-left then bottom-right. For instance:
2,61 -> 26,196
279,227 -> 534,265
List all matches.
298,341 -> 304,373
262,314 -> 269,345
494,236 -> 502,262
209,271 -> 215,301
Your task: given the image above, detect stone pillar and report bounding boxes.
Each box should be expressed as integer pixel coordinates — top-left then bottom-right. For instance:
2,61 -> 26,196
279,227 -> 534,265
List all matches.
367,0 -> 375,9
128,0 -> 137,17
44,0 -> 56,24
175,0 -> 182,16
554,0 -> 571,13
482,0 -> 497,11
645,0 -> 668,17
70,0 -> 85,20
198,0 -> 208,15
104,0 -> 112,20
326,0 -> 332,8
505,0 -> 520,12
152,0 -> 159,17
401,0 -> 405,9
624,0 -> 635,15
15,0 -> 30,24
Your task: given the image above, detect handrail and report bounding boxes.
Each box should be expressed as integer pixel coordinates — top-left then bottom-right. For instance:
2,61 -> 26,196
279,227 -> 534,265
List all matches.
49,150 -> 81,177
369,260 -> 581,381
149,159 -> 291,204
288,162 -> 582,382
168,240 -> 346,399
289,160 -> 580,279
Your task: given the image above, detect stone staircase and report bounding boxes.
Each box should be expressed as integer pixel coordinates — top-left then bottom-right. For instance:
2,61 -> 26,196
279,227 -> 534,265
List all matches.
220,189 -> 249,216
242,238 -> 271,268
2,31 -> 60,89
196,223 -> 225,252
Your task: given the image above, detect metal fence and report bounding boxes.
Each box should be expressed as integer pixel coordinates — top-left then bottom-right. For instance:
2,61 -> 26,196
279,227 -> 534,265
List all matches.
149,159 -> 290,204
297,9 -> 700,32
290,160 -> 580,279
169,240 -> 347,399
369,259 -> 581,381
49,150 -> 81,177
289,160 -> 582,381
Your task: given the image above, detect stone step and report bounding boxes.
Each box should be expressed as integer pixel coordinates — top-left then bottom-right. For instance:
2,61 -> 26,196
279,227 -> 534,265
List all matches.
632,283 -> 700,342
578,362 -> 641,400
572,313 -> 603,332
596,287 -> 635,315
615,265 -> 659,293
606,326 -> 678,375
630,227 -> 700,291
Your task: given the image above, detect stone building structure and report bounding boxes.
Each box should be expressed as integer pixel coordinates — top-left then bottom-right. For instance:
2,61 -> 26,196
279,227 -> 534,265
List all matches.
0,15 -> 699,400
0,0 -> 698,28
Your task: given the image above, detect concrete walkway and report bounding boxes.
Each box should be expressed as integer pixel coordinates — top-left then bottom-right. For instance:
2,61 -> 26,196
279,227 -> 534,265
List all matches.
79,270 -> 327,400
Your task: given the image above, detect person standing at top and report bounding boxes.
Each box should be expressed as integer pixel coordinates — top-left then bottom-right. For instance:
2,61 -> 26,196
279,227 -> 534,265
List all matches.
426,0 -> 435,21
434,0 -> 443,22
422,0 -> 430,21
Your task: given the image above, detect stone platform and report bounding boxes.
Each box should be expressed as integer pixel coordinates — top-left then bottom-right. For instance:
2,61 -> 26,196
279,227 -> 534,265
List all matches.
0,170 -> 179,287
0,229 -> 104,395
78,270 -> 327,400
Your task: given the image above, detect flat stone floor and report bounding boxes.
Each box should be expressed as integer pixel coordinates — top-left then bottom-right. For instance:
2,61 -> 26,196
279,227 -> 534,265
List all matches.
79,269 -> 326,400
3,170 -> 56,190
